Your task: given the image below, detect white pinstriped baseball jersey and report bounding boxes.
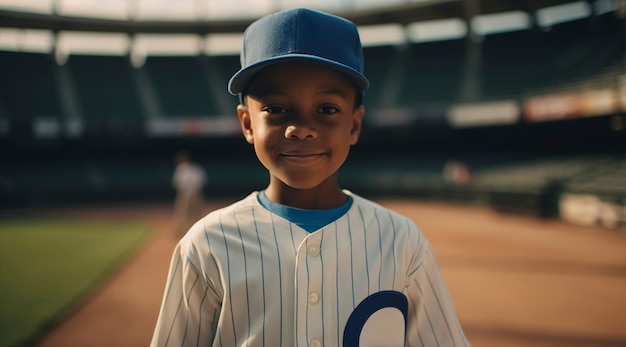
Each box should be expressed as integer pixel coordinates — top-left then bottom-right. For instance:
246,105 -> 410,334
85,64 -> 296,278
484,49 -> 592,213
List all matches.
151,191 -> 470,347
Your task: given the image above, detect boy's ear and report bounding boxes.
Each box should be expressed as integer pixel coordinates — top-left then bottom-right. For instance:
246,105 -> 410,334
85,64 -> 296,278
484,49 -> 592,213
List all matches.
237,104 -> 254,144
350,105 -> 365,145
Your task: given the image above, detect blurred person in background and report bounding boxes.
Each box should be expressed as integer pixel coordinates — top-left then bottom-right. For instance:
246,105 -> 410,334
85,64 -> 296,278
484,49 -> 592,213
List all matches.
443,159 -> 472,186
172,151 -> 208,236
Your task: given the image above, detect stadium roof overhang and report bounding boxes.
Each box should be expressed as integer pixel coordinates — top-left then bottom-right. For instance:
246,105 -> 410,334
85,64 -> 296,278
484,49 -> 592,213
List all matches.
0,0 -> 583,34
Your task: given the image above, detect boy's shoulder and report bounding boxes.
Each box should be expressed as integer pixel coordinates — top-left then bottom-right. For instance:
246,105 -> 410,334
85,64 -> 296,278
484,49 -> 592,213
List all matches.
179,192 -> 261,242
200,192 -> 261,221
346,190 -> 418,226
346,191 -> 426,250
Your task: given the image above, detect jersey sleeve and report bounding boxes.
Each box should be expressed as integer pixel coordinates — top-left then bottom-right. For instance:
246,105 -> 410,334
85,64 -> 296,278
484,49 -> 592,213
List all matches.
404,233 -> 470,347
150,240 -> 222,347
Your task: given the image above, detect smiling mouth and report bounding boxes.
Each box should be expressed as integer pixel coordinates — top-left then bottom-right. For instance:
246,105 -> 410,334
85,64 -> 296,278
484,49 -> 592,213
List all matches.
280,152 -> 326,163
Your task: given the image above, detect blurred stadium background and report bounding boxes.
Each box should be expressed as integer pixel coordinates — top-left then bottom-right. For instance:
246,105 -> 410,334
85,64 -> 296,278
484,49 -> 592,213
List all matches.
0,0 -> 625,229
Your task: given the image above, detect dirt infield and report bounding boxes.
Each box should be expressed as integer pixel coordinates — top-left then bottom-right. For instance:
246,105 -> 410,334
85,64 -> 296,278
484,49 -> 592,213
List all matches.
30,198 -> 626,347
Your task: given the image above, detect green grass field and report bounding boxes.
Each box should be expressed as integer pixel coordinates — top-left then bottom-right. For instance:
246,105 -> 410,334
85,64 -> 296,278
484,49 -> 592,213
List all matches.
0,218 -> 153,347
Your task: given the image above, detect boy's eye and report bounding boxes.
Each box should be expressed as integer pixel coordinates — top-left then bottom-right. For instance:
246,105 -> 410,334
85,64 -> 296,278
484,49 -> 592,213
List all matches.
264,106 -> 286,113
262,105 -> 287,114
318,105 -> 339,114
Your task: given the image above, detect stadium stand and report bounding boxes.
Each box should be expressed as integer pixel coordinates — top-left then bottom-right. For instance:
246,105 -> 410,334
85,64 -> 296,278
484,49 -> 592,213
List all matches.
0,51 -> 62,119
362,44 -> 405,109
198,54 -> 240,115
480,30 -> 549,99
473,13 -> 626,99
397,38 -> 466,106
0,2 -> 624,228
142,55 -> 220,117
545,14 -> 624,83
66,55 -> 145,121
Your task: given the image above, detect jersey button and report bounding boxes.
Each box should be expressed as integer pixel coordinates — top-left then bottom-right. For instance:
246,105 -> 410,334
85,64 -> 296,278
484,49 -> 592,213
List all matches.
307,245 -> 320,257
309,292 -> 319,304
310,338 -> 321,347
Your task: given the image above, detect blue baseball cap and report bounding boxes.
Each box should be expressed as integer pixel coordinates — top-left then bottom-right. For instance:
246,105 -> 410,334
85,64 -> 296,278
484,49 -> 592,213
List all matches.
228,8 -> 369,96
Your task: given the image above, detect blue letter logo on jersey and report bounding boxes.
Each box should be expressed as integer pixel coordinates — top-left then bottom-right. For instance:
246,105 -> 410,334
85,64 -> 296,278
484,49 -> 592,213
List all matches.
343,290 -> 408,347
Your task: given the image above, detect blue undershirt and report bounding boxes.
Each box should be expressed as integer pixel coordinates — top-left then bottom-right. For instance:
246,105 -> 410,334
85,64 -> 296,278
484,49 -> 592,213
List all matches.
258,190 -> 353,233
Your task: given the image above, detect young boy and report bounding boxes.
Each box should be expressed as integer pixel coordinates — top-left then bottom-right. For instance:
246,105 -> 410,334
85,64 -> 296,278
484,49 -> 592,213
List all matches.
151,8 -> 469,347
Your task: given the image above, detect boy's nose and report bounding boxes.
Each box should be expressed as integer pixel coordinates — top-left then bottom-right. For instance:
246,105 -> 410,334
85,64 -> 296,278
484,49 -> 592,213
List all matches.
285,122 -> 318,140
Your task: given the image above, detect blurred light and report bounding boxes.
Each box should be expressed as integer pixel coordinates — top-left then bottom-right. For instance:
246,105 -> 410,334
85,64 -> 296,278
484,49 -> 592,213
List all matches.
56,0 -> 128,19
57,31 -> 129,55
65,119 -> 84,137
204,33 -> 243,55
593,0 -> 618,15
130,49 -> 145,68
472,11 -> 531,36
536,1 -> 591,28
559,194 -> 625,229
203,0 -> 279,20
523,89 -> 618,122
0,0 -> 52,13
133,33 -> 201,56
358,24 -> 406,47
0,28 -> 53,52
19,29 -> 53,52
406,18 -> 467,43
146,117 -> 240,137
55,47 -> 69,65
0,28 -> 20,51
447,101 -> 520,128
366,108 -> 414,127
33,117 -> 61,138
135,0 -> 198,21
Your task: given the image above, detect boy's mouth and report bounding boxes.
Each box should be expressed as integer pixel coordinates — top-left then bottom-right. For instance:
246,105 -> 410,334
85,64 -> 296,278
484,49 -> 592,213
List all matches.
280,151 -> 326,163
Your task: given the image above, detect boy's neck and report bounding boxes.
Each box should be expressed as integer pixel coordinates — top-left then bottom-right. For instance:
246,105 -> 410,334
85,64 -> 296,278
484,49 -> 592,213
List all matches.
264,180 -> 347,210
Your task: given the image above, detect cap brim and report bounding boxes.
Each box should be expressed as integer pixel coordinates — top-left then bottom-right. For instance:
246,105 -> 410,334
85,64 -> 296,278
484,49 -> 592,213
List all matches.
228,54 -> 369,95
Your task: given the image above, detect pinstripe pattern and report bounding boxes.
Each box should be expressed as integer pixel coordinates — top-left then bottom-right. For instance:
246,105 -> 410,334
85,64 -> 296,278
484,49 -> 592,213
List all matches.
151,191 -> 470,346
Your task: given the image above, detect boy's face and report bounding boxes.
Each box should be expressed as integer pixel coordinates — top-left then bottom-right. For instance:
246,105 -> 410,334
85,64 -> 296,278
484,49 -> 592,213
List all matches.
237,61 -> 365,191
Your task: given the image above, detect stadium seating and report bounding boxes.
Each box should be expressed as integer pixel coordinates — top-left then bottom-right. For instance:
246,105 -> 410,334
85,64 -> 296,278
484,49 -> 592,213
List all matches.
206,54 -> 243,115
362,44 -> 403,109
141,55 -> 221,117
1,10 -> 624,222
481,30 -> 549,99
2,14 -> 623,124
0,51 -> 62,119
66,55 -> 145,121
471,14 -> 626,99
396,38 -> 465,106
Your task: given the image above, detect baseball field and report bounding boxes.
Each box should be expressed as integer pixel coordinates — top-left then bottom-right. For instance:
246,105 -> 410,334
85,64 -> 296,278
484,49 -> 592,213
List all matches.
3,197 -> 625,347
